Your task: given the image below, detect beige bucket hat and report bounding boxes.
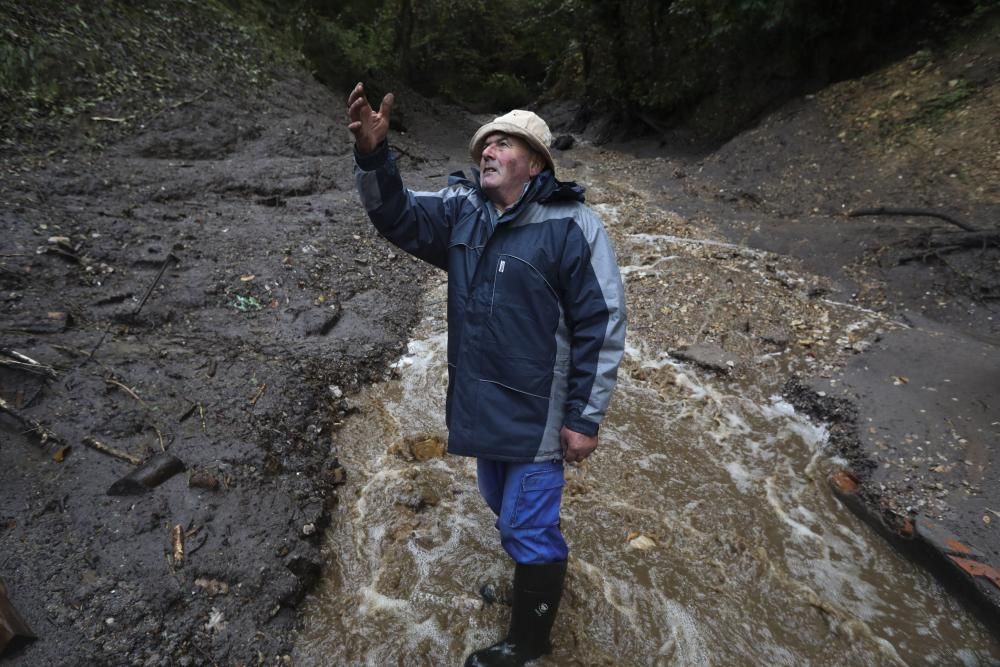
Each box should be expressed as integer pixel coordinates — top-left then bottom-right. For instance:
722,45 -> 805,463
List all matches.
469,109 -> 555,173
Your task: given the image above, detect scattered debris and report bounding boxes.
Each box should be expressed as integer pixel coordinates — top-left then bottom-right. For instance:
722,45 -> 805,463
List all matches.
249,383 -> 267,406
171,524 -> 185,567
194,577 -> 230,596
0,397 -> 65,448
188,470 -> 221,491
81,436 -> 143,466
205,608 -> 225,633
390,434 -> 446,462
0,349 -> 57,379
232,295 -> 262,311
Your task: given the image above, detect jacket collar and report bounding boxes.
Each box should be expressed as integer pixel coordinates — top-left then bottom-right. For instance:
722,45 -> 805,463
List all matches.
450,169 -> 587,212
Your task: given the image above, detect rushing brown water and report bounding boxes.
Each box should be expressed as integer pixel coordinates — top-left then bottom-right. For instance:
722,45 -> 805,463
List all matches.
294,292 -> 999,666
295,149 -> 1000,665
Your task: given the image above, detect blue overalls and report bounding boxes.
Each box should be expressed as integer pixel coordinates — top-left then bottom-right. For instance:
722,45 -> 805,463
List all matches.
477,460 -> 568,564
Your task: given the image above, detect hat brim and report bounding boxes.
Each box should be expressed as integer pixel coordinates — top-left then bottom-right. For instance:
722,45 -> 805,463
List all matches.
469,121 -> 555,174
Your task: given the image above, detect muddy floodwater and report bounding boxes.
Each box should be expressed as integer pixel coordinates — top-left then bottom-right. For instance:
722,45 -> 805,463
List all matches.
296,289 -> 1000,667
295,147 -> 1000,665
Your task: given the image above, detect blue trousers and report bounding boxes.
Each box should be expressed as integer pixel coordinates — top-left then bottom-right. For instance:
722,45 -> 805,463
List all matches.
476,459 -> 568,565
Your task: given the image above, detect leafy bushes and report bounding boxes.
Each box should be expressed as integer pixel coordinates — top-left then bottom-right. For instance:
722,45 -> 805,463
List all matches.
3,0 -> 991,144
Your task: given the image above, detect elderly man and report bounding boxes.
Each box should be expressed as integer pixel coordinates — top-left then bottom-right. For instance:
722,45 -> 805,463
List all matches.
348,83 -> 626,666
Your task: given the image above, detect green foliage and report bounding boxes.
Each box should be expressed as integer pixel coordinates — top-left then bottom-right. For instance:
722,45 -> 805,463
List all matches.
568,0 -> 989,138
0,0 -> 297,146
2,0 -> 988,146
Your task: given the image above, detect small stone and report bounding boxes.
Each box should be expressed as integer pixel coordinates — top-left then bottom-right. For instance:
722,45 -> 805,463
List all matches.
628,535 -> 656,551
302,523 -> 316,536
670,343 -> 738,373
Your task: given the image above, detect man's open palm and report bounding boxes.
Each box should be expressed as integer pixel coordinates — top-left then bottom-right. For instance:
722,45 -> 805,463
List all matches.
347,82 -> 394,154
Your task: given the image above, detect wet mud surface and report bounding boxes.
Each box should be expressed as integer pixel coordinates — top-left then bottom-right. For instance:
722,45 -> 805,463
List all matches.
1,70 -> 439,664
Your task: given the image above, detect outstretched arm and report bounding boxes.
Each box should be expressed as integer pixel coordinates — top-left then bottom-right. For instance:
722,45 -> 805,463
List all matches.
347,82 -> 394,154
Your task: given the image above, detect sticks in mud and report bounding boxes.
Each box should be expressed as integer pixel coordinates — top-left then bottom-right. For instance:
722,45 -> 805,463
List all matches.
81,436 -> 143,466
848,206 -> 980,232
0,349 -> 57,379
0,397 -> 65,448
83,251 -> 179,364
133,252 -> 179,319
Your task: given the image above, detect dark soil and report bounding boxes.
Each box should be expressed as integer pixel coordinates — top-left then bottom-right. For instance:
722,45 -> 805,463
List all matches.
0,62 -> 449,664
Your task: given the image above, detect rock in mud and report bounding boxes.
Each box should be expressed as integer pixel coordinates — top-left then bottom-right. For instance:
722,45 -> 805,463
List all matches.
669,343 -> 738,373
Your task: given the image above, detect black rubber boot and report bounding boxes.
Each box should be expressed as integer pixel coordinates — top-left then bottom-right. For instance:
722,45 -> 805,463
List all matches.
464,560 -> 567,667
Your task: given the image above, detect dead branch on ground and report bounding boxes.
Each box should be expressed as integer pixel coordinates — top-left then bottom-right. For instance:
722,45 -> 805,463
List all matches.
0,397 -> 65,447
81,436 -> 143,465
847,206 -> 980,232
0,349 -> 57,379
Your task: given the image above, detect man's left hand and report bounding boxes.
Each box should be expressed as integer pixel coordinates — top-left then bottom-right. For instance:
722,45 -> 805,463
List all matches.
561,426 -> 598,464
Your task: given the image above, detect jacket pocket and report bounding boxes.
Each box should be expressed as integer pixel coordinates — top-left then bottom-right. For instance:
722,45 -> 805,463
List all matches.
475,375 -> 550,454
490,253 -> 559,328
510,465 -> 565,528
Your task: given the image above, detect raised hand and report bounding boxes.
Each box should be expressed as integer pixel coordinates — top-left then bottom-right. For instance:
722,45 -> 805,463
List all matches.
347,82 -> 394,154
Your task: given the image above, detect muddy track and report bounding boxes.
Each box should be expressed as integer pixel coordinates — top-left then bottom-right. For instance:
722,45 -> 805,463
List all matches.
0,69 -> 442,665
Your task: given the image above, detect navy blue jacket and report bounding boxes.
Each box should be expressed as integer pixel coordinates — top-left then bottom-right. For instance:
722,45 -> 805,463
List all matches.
355,143 -> 626,462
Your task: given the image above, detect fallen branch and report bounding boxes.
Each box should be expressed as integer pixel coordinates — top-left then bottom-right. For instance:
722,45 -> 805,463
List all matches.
249,383 -> 267,406
81,436 -> 143,466
847,207 -> 979,232
171,524 -> 185,567
0,349 -> 57,379
133,252 -> 179,319
897,231 -> 1000,264
0,397 -> 65,447
105,377 -> 145,404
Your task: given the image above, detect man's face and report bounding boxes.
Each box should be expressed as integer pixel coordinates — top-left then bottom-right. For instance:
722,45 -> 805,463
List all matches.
479,133 -> 542,210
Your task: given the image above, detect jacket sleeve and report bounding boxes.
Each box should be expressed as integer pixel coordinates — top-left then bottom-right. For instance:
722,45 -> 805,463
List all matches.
559,207 -> 627,436
353,142 -> 463,271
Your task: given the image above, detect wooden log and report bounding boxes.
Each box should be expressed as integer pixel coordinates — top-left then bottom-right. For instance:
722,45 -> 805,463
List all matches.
107,452 -> 186,495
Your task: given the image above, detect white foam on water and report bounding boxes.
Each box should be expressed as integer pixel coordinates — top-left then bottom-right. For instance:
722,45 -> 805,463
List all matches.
765,476 -> 822,543
358,585 -> 410,616
656,600 -> 710,666
724,460 -> 756,494
620,255 -> 680,275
